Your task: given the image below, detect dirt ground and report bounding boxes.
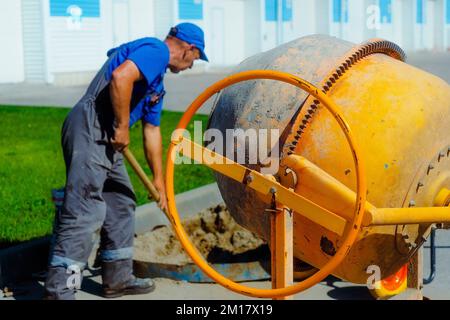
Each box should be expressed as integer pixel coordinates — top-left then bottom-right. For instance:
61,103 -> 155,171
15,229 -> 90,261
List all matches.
134,204 -> 266,265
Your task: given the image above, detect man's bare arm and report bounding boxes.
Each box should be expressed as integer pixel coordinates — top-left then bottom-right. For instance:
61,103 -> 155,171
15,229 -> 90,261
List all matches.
110,60 -> 143,151
143,122 -> 168,212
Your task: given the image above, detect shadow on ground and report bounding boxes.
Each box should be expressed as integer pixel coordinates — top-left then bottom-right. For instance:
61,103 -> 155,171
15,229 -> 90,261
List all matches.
5,274 -> 375,300
324,276 -> 374,300
4,271 -> 105,300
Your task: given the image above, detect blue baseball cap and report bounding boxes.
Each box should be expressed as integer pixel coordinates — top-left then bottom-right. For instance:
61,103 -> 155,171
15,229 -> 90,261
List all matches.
169,23 -> 209,62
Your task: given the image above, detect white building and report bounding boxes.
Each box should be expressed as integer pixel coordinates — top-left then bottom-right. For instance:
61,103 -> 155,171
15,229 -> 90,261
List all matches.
1,0 -> 449,84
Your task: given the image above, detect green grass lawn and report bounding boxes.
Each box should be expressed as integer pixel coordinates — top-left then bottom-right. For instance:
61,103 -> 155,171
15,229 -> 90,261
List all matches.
0,106 -> 214,243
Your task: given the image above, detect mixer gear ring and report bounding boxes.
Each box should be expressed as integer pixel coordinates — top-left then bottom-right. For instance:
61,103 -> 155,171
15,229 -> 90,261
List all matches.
284,39 -> 406,157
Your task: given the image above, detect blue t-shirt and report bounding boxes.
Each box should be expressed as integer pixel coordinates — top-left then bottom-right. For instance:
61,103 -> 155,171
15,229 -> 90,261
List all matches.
106,38 -> 170,127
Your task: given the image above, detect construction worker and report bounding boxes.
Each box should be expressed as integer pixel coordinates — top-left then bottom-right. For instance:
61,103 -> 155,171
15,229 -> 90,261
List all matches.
44,23 -> 208,300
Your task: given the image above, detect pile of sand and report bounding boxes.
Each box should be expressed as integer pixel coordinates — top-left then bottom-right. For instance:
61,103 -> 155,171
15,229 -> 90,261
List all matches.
133,204 -> 267,266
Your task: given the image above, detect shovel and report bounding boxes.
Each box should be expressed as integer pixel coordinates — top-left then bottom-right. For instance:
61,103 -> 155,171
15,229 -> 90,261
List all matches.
123,148 -> 161,203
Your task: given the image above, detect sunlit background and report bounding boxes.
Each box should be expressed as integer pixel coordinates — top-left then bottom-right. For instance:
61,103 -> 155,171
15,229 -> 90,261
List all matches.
1,0 -> 449,85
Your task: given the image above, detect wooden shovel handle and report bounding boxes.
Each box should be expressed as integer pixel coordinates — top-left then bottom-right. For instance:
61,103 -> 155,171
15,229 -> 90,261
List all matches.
123,148 -> 160,202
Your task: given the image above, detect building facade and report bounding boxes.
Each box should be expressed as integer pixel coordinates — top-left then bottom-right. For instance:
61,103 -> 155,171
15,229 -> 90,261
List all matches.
1,0 -> 449,84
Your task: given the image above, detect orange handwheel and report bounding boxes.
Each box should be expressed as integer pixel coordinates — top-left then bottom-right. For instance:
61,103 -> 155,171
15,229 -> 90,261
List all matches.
165,70 -> 367,298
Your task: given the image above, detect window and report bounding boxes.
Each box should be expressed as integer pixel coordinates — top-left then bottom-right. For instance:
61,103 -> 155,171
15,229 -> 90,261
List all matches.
283,0 -> 293,21
416,0 -> 424,24
446,0 -> 450,24
265,0 -> 293,22
332,0 -> 348,23
50,0 -> 100,17
379,0 -> 392,24
179,0 -> 203,20
265,0 -> 277,21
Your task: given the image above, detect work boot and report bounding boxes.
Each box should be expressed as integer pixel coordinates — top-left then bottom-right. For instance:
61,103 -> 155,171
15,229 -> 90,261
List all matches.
101,259 -> 155,298
44,266 -> 81,300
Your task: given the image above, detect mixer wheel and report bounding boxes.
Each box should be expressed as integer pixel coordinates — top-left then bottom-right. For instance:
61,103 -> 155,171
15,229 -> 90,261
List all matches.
370,265 -> 408,299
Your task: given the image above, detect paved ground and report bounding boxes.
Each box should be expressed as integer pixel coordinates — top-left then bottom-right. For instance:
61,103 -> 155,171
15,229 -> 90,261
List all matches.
3,276 -> 374,301
422,229 -> 450,300
0,225 -> 450,300
0,69 -> 229,115
406,51 -> 450,83
1,228 -> 448,301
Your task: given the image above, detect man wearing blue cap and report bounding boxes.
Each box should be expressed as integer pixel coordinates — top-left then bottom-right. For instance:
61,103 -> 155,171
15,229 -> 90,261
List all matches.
44,23 -> 208,300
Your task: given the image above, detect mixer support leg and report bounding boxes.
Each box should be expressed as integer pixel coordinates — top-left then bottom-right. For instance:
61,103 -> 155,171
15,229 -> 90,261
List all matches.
270,204 -> 293,300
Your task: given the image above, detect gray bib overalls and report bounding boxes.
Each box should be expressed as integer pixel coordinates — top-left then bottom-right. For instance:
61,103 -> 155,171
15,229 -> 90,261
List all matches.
45,53 -> 138,299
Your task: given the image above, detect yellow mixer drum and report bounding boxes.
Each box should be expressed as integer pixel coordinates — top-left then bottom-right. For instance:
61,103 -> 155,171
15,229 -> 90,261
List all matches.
207,35 -> 450,284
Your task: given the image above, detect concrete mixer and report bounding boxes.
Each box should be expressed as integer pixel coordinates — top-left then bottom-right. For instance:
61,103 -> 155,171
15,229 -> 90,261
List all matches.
125,35 -> 450,299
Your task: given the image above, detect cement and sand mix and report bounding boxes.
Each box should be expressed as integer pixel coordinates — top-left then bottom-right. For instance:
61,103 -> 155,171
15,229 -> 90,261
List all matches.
134,204 -> 267,265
